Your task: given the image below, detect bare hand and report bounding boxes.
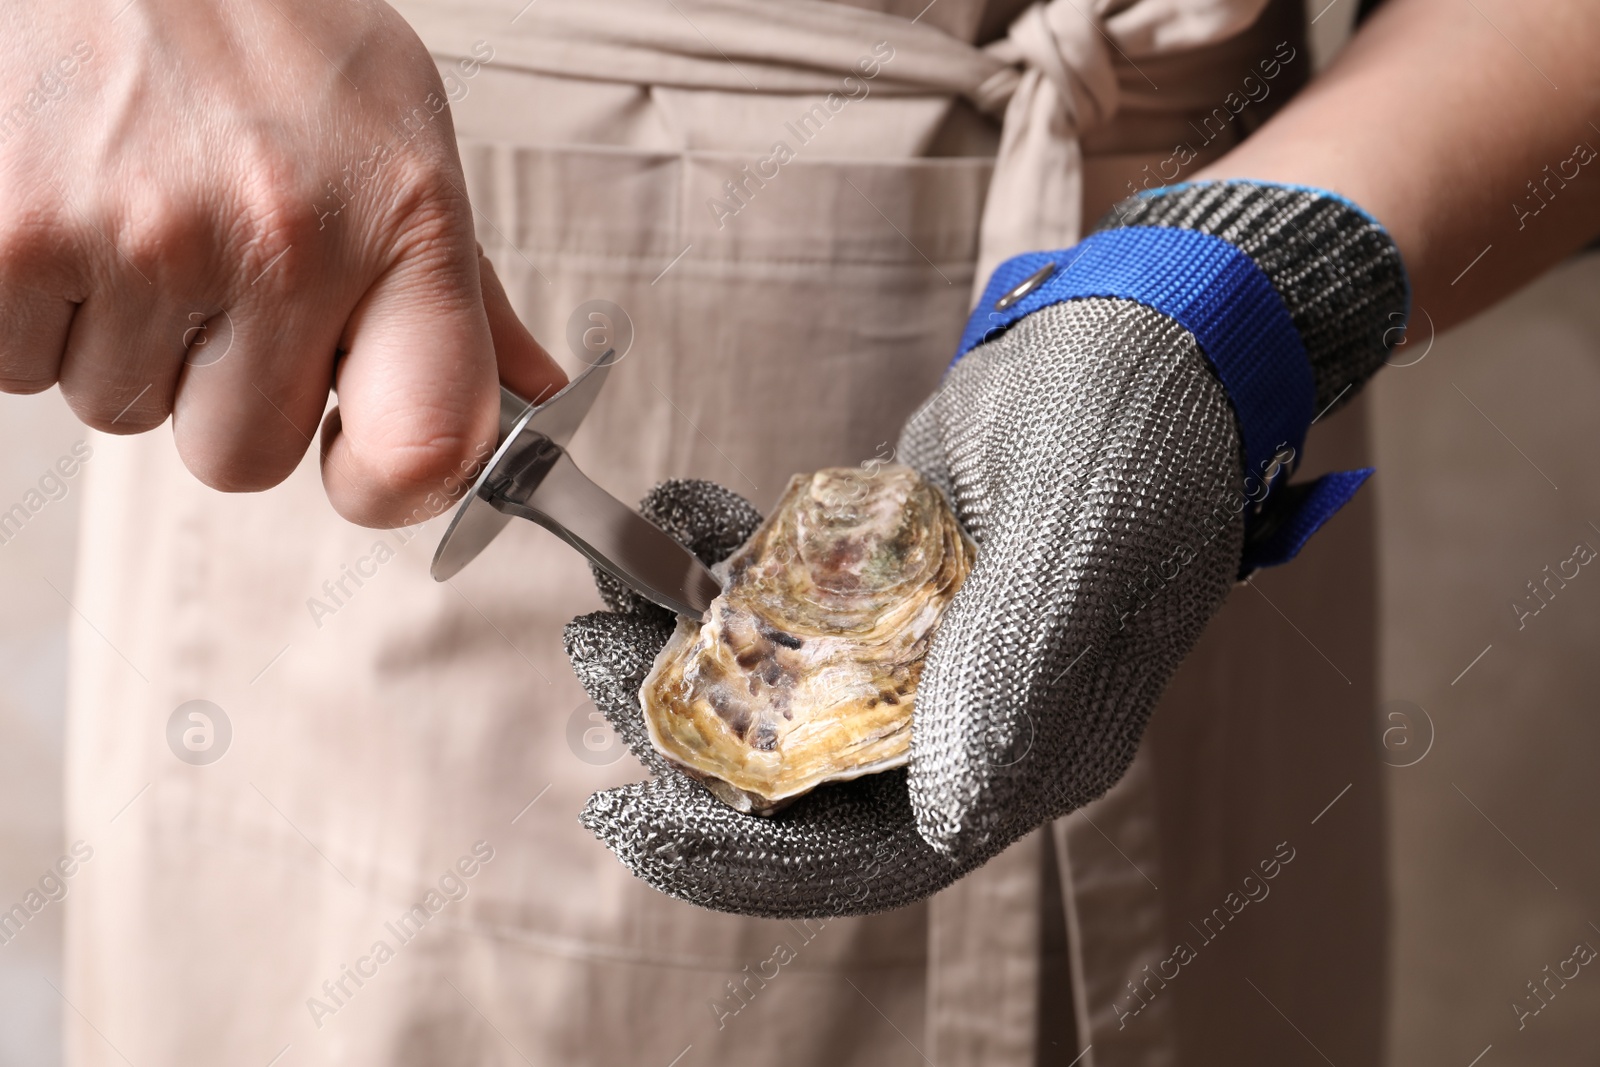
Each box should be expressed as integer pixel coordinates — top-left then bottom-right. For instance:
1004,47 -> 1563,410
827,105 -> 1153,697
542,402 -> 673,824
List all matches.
0,0 -> 566,525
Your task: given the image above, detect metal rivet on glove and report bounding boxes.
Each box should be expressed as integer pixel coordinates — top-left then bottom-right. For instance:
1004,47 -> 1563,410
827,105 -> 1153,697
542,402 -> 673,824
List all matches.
994,261 -> 1056,310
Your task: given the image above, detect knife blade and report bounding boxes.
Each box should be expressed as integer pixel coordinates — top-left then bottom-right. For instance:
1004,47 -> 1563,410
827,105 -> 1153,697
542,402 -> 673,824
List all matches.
489,434 -> 723,619
430,349 -> 723,620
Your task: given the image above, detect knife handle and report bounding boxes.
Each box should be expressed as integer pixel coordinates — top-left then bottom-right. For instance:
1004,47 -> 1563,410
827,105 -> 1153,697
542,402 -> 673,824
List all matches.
489,439 -> 721,620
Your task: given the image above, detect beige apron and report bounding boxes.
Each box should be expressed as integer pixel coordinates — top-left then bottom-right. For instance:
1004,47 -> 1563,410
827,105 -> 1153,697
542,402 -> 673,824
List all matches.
63,1 -> 1383,1064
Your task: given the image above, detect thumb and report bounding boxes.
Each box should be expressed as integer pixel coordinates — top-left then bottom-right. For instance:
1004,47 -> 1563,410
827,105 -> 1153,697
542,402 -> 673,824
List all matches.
320,211 -> 500,529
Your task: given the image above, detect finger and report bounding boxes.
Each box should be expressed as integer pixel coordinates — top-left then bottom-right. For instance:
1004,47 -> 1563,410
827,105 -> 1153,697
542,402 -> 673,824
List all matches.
53,198 -> 217,432
0,197 -> 76,393
477,249 -> 566,404
321,199 -> 500,528
57,304 -> 187,433
562,610 -> 679,774
0,288 -> 75,395
580,770 -> 966,918
170,276 -> 345,492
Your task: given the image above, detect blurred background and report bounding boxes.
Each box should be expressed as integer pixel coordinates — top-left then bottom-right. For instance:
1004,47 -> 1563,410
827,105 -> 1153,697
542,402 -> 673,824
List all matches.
3,4 -> 1599,1064
0,388 -> 76,1065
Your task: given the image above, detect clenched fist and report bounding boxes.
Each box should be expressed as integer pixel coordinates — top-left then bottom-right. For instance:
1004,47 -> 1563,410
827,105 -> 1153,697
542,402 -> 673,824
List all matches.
0,0 -> 565,525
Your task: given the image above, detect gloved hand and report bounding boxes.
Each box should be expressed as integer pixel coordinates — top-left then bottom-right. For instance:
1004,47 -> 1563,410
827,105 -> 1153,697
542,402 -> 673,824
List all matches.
565,480 -> 977,917
566,181 -> 1407,917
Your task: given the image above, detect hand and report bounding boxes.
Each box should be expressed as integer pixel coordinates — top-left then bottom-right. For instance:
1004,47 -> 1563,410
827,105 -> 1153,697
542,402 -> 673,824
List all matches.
568,182 -> 1404,916
565,480 -> 973,918
570,316 -> 1245,918
902,180 -> 1405,862
569,298 -> 1249,918
0,0 -> 565,525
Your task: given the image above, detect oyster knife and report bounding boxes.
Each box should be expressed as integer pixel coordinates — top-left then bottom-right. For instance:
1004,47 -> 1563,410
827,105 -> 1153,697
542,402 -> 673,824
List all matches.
430,349 -> 722,620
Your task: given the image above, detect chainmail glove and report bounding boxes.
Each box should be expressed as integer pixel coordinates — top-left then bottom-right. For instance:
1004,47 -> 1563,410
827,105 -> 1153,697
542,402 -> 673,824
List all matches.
901,180 -> 1407,861
567,180 -> 1407,916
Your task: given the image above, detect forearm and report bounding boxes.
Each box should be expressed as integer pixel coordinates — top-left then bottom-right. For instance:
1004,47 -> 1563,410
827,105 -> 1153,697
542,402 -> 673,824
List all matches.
1198,0 -> 1600,329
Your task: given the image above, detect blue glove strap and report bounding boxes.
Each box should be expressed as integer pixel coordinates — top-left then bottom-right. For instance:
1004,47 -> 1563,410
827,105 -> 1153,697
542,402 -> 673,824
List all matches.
1246,468 -> 1374,569
956,226 -> 1369,575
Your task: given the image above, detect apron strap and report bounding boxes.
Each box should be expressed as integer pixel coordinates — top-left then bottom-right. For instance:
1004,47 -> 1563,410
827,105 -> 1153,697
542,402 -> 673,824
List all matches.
927,831 -> 1045,1065
1053,747 -> 1177,1065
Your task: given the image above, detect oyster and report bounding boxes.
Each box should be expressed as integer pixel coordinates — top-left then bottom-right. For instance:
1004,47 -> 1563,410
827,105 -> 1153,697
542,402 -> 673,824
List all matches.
640,463 -> 975,815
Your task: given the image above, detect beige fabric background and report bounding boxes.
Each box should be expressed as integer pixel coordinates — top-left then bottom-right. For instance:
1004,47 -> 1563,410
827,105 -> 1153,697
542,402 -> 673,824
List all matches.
0,390 -> 78,1066
2,3 -> 1599,1064
1370,252 -> 1600,1064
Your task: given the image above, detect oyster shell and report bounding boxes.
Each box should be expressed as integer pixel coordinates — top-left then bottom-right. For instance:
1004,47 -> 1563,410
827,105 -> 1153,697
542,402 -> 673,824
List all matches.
640,463 -> 975,815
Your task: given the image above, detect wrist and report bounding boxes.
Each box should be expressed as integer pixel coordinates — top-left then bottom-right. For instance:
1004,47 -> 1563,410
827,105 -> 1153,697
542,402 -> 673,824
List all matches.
1098,179 -> 1409,416
953,178 -> 1401,574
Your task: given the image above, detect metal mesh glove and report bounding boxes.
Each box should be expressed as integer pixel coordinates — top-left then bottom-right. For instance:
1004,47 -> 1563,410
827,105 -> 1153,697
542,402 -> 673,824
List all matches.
565,480 -> 975,918
566,181 -> 1406,915
898,299 -> 1244,860
901,181 -> 1406,862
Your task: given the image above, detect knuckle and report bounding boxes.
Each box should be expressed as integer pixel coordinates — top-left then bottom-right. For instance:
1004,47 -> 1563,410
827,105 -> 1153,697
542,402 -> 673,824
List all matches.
375,156 -> 472,263
0,214 -> 48,277
230,170 -> 317,286
115,193 -> 205,282
364,426 -> 481,509
0,199 -> 80,297
0,160 -> 45,235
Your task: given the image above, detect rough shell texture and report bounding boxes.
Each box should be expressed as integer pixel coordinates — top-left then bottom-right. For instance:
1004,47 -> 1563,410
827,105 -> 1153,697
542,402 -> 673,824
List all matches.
640,464 -> 975,815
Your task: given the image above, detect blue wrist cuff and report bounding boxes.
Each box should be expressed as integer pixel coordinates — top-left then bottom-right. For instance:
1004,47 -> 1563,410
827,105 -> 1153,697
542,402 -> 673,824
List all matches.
956,226 -> 1370,576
